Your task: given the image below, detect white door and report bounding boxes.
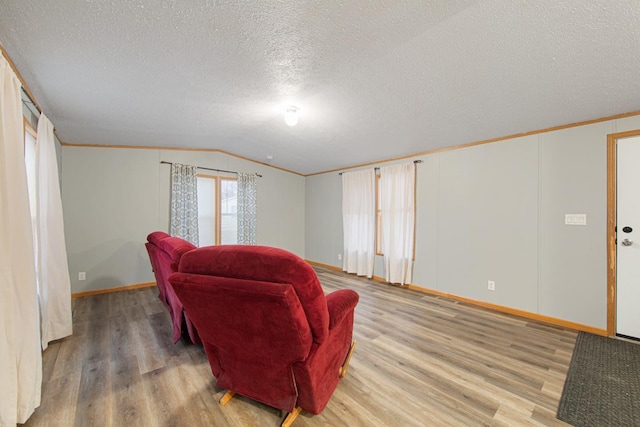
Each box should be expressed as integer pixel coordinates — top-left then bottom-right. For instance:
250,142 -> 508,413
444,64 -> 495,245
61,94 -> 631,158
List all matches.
617,135 -> 640,338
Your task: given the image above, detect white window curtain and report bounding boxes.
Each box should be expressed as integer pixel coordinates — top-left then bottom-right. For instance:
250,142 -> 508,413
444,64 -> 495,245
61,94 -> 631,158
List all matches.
237,172 -> 257,244
0,53 -> 42,425
170,163 -> 199,245
35,114 -> 73,350
380,162 -> 415,285
342,169 -> 375,278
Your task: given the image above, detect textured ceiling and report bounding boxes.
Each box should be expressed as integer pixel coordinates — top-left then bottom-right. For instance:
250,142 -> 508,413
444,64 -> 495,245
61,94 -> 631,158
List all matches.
1,0 -> 639,175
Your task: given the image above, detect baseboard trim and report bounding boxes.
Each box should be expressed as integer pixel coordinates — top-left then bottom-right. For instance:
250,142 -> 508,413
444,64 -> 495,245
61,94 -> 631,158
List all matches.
72,282 -> 156,298
306,260 -> 343,273
305,259 -> 607,336
305,260 -> 387,281
403,284 -> 607,336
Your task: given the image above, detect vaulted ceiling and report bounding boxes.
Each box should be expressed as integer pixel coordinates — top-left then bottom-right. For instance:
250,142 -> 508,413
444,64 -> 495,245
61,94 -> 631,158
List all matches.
1,0 -> 639,175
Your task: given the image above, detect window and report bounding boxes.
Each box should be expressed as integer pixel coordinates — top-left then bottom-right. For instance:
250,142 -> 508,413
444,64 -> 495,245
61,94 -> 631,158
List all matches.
220,178 -> 238,244
375,173 -> 382,255
197,174 -> 237,246
377,162 -> 417,284
197,175 -> 216,246
23,119 -> 37,230
375,168 -> 417,260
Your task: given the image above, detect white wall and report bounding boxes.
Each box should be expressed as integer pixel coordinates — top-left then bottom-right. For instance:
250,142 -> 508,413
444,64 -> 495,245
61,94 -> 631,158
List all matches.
305,115 -> 640,330
62,146 -> 305,293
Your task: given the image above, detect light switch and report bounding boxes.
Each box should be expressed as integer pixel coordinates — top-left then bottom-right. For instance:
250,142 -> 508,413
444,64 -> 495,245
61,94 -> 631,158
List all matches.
565,214 -> 587,225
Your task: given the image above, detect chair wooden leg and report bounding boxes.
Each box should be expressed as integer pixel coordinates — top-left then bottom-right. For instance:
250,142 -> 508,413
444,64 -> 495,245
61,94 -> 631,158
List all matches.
339,340 -> 357,378
219,390 -> 235,406
281,407 -> 302,427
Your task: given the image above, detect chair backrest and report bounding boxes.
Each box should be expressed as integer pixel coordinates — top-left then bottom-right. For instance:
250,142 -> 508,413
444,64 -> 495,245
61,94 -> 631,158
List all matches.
145,231 -> 201,343
146,231 -> 196,304
176,245 -> 330,343
145,231 -> 172,303
169,271 -> 313,411
170,245 -> 361,414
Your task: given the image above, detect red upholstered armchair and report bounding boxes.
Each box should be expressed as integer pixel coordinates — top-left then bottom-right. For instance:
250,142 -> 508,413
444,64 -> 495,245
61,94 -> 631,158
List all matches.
168,245 -> 359,426
145,231 -> 200,344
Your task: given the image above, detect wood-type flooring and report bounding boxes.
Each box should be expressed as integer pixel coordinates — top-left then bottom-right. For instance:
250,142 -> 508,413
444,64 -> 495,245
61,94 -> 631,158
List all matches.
24,267 -> 576,426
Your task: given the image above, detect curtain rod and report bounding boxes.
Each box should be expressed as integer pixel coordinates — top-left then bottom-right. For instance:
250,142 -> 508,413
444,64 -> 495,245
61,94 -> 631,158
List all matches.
21,87 -> 41,114
160,161 -> 262,178
338,159 -> 423,175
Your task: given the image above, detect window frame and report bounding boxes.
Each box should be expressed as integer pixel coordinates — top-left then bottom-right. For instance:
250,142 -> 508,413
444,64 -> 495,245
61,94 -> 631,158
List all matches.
23,117 -> 37,141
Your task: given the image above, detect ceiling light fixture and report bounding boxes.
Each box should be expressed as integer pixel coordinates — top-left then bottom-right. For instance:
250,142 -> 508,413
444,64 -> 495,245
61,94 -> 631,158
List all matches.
285,106 -> 299,126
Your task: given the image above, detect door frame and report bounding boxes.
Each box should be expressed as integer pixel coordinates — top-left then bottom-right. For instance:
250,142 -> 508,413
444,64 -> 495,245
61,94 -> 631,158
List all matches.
606,129 -> 640,336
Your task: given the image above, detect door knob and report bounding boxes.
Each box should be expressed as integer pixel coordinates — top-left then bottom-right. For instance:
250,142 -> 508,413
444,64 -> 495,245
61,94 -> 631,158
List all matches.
622,238 -> 633,246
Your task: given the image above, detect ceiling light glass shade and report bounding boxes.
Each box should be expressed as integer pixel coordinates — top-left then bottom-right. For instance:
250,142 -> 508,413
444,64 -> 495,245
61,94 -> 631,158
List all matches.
285,106 -> 299,126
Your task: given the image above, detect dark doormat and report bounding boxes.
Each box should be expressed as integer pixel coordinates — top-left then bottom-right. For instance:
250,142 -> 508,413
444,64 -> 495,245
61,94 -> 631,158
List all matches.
557,332 -> 640,426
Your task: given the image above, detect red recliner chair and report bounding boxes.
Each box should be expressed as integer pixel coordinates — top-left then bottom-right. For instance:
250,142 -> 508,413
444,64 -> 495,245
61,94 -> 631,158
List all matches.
145,231 -> 200,344
168,245 -> 359,426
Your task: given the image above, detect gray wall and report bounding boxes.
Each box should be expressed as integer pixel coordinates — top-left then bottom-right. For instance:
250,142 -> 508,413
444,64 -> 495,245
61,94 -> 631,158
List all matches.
538,122 -> 610,325
305,115 -> 640,329
60,114 -> 640,327
305,172 -> 343,266
437,135 -> 539,312
62,146 -> 305,293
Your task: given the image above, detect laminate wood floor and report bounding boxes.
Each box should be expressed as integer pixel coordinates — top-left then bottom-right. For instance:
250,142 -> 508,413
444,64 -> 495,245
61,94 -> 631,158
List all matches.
24,267 -> 576,426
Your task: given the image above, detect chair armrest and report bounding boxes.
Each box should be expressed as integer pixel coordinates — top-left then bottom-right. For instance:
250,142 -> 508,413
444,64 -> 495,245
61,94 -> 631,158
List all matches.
326,289 -> 359,330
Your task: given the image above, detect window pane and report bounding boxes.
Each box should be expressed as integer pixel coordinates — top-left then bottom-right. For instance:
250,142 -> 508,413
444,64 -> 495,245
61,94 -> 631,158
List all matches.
220,179 -> 237,244
197,176 -> 216,246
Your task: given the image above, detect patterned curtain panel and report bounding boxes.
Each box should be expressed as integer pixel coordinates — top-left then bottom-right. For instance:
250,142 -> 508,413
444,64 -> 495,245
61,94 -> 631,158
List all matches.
237,173 -> 257,244
170,163 -> 199,246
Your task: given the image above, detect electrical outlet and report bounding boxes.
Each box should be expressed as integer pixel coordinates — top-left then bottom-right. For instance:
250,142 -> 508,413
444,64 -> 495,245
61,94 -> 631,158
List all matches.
487,280 -> 495,291
78,272 -> 86,281
338,253 -> 342,261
